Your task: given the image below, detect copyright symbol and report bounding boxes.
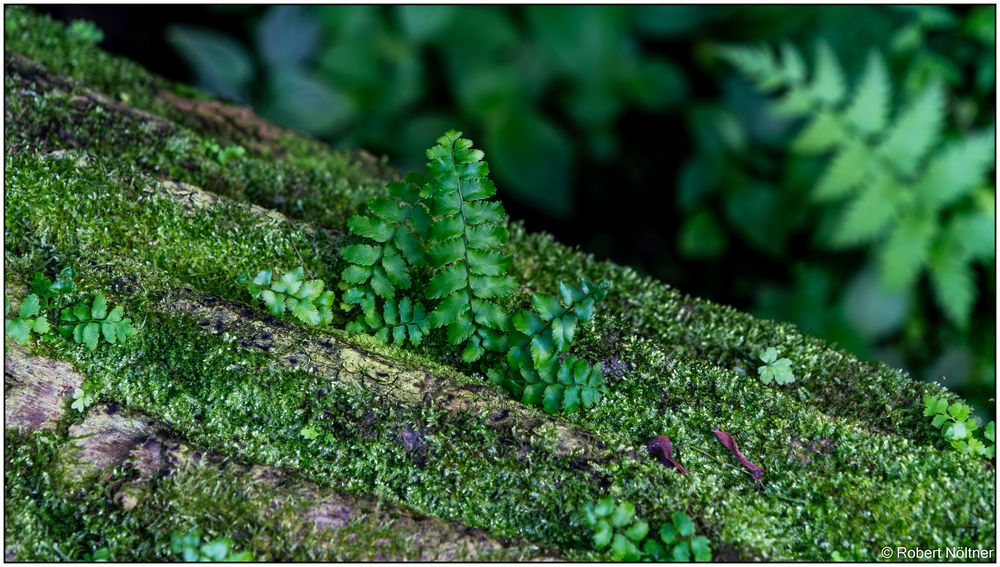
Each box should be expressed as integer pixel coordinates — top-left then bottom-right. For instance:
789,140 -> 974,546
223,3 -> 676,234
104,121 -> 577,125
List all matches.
881,547 -> 894,559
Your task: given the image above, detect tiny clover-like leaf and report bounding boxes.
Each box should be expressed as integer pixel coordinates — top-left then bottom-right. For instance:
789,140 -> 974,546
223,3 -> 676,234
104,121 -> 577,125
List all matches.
71,387 -> 93,413
759,347 -> 778,364
757,348 -> 795,385
947,402 -> 970,421
300,425 -> 320,440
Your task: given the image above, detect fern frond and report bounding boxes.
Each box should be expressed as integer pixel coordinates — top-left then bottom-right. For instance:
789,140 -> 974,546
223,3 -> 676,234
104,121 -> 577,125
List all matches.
844,52 -> 891,136
507,278 -> 609,369
422,130 -> 516,362
878,212 -> 937,291
813,141 -> 873,200
928,244 -> 976,329
809,41 -> 846,106
830,172 -> 904,247
341,171 -> 430,332
915,130 -> 995,210
879,83 -> 945,176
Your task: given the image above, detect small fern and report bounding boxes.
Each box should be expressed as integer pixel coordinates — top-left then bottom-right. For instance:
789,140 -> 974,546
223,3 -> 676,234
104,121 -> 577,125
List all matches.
238,267 -> 335,326
341,172 -> 430,331
422,131 -> 517,362
721,41 -> 995,328
338,130 -> 612,414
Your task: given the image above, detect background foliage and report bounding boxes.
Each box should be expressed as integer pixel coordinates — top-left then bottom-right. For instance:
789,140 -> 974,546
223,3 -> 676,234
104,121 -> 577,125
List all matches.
41,5 -> 995,415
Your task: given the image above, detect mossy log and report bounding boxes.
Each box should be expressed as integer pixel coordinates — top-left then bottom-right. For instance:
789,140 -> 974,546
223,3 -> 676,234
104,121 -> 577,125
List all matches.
4,7 -> 995,562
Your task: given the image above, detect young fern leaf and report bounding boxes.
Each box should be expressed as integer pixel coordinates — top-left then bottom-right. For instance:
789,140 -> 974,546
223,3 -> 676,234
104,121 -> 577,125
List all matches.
421,130 -> 516,362
488,278 -> 610,414
341,172 -> 430,331
238,267 -> 335,327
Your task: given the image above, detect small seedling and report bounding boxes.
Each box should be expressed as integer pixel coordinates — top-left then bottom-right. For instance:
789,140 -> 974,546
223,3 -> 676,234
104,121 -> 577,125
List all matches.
300,425 -> 320,441
923,395 -> 994,458
71,388 -> 94,413
171,530 -> 253,562
238,267 -> 334,327
757,347 -> 795,385
203,140 -> 246,166
581,498 -> 712,562
59,293 -> 138,351
643,512 -> 712,562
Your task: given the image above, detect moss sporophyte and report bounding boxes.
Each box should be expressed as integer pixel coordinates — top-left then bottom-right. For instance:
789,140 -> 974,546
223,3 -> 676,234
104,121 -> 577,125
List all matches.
3,7 -> 995,561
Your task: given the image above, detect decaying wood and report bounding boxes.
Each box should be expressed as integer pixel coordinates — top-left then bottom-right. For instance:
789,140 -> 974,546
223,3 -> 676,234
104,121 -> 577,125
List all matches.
5,343 -> 82,431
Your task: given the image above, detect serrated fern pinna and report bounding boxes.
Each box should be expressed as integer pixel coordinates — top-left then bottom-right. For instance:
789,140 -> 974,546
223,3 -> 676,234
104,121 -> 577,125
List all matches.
341,130 -> 610,413
721,41 -> 995,329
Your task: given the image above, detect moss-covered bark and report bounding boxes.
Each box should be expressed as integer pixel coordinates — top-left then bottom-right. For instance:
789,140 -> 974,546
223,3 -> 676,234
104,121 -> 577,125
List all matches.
4,6 -> 995,561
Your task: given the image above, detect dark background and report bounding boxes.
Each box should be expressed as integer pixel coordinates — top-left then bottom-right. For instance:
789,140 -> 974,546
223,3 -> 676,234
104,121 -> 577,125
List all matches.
37,4 -> 996,416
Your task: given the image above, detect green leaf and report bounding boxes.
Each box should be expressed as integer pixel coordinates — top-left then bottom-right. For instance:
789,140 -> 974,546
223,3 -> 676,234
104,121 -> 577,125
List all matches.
792,111 -> 841,154
91,293 -> 107,319
624,519 -> 649,542
928,247 -> 975,328
6,319 -> 30,345
830,173 -> 903,248
562,385 -> 581,413
947,403 -> 971,421
880,83 -> 945,175
261,290 -> 285,316
342,244 -> 382,266
610,534 -> 641,562
522,383 -> 546,406
879,212 -> 937,292
691,536 -> 712,562
594,497 -> 614,517
610,502 -> 636,529
348,215 -> 394,242
643,538 -> 666,561
32,317 -> 51,334
593,520 -> 613,549
18,294 -> 41,319
759,347 -> 778,364
673,511 -> 695,537
672,541 -> 692,562
844,51 -> 890,136
82,322 -> 100,351
915,130 -> 995,210
542,384 -> 564,414
814,141 -> 871,201
660,523 -> 677,545
809,41 -> 845,105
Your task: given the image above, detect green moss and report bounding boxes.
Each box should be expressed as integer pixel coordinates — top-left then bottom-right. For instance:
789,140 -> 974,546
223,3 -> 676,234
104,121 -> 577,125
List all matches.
4,429 -> 530,561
